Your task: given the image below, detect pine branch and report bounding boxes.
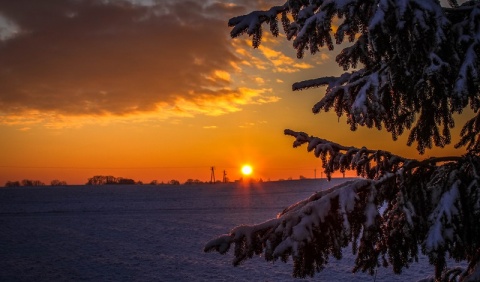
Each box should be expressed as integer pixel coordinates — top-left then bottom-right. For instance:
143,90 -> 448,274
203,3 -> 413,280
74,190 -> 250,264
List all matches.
213,1 -> 480,280
284,129 -> 462,180
291,76 -> 339,91
205,179 -> 380,277
228,0 -> 480,153
228,2 -> 288,47
205,144 -> 480,279
444,1 -> 480,12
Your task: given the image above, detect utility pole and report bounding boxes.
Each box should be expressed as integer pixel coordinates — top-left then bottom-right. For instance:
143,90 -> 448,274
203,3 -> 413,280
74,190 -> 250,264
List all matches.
223,170 -> 227,183
314,168 -> 316,179
210,166 -> 216,184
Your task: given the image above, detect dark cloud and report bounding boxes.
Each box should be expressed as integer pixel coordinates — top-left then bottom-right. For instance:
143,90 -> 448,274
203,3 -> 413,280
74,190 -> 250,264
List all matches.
0,0 -> 275,122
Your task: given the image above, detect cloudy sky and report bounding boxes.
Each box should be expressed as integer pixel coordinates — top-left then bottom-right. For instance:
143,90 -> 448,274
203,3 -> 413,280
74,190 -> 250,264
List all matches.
0,0 -> 467,184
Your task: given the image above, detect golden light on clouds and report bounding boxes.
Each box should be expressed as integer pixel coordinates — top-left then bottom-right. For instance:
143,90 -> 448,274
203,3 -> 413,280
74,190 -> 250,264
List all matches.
0,86 -> 280,129
168,87 -> 279,117
255,77 -> 265,84
212,70 -> 232,82
258,45 -> 313,73
231,32 -> 331,75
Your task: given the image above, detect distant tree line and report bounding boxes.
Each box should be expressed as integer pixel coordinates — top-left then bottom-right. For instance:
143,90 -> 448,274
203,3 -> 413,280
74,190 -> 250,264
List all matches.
146,179 -> 181,185
184,179 -> 205,185
50,179 -> 68,186
85,176 -> 223,186
86,175 -> 141,185
4,176 -> 289,188
4,179 -> 67,187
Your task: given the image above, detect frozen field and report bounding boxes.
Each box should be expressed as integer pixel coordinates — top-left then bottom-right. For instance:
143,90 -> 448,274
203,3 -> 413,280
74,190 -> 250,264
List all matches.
0,179 -> 454,281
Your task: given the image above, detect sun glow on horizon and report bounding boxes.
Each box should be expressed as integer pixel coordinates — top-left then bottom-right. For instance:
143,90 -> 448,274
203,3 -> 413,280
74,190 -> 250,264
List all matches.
241,164 -> 253,176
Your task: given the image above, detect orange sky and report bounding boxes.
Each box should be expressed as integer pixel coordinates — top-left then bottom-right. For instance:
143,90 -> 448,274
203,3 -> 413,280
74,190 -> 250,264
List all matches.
0,0 -> 471,185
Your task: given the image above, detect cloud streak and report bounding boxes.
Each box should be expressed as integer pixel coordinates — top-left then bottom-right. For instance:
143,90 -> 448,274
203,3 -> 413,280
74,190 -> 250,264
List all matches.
0,87 -> 279,129
0,0 -> 279,127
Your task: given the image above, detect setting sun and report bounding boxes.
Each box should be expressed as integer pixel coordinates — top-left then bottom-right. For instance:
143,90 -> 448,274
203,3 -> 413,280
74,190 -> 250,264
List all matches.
241,165 -> 253,176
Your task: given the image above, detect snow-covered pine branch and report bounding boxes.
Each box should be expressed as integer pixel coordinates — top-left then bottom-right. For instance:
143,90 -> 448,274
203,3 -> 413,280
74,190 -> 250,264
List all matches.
228,2 -> 289,48
205,150 -> 480,280
206,0 -> 480,281
284,129 -> 462,180
230,0 -> 480,154
204,179 -> 381,277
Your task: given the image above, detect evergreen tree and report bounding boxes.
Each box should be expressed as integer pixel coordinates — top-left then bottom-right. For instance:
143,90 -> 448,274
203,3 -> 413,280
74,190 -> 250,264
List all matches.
204,0 -> 480,281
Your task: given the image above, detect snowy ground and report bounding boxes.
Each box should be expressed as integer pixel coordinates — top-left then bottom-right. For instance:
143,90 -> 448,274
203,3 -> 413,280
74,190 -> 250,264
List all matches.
0,179 -> 460,281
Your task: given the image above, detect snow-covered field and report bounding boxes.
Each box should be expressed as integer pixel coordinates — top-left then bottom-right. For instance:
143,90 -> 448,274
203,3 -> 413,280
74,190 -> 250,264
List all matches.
0,179 -> 456,281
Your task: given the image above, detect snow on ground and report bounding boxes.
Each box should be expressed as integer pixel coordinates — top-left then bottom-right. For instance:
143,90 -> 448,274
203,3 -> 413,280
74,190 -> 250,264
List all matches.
0,179 -> 459,281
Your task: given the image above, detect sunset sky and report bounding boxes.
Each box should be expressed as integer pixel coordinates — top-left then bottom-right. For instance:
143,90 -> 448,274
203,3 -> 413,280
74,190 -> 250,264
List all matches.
0,0 -> 470,185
